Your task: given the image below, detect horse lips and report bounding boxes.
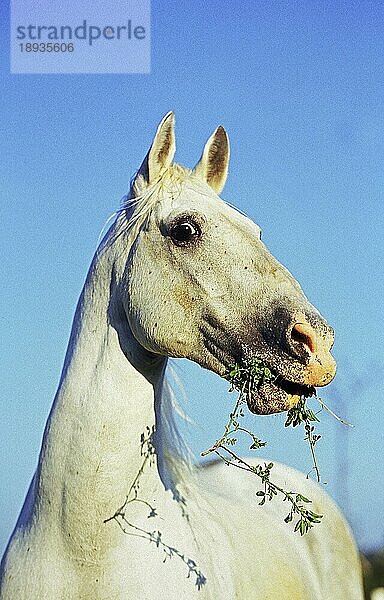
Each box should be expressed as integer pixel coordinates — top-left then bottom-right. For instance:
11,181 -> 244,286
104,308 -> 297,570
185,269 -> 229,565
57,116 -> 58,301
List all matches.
246,380 -> 304,415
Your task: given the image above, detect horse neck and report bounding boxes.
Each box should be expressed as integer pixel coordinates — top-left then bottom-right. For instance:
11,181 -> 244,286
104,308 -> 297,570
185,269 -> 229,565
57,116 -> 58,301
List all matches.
34,238 -> 174,536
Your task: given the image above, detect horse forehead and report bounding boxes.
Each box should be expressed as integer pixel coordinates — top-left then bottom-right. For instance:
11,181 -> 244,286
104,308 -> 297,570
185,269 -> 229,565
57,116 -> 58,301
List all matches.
154,182 -> 261,235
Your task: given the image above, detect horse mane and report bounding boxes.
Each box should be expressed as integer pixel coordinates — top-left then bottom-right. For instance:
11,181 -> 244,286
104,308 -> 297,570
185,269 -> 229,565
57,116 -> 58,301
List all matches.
156,363 -> 195,485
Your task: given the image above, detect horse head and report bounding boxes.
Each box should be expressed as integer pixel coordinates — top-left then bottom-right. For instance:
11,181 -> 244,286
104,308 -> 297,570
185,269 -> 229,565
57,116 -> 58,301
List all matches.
120,112 -> 336,415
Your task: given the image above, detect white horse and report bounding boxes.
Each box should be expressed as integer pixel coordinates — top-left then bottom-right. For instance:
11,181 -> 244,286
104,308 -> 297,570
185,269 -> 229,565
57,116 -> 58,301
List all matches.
0,113 -> 363,599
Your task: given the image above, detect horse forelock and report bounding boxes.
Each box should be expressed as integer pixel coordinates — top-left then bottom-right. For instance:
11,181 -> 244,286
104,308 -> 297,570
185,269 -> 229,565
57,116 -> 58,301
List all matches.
101,163 -> 210,251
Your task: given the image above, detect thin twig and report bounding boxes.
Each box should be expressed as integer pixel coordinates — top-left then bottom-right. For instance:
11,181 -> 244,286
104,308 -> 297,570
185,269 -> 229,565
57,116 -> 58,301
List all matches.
305,423 -> 321,483
201,391 -> 245,457
316,397 -> 354,427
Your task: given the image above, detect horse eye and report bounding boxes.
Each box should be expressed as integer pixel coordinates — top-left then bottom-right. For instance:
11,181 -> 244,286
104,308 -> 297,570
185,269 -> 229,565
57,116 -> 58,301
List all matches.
169,221 -> 201,245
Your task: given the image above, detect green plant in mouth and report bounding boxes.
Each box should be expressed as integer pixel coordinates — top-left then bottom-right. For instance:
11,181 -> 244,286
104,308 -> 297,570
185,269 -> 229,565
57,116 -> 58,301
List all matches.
202,357 -> 351,536
226,358 -> 275,396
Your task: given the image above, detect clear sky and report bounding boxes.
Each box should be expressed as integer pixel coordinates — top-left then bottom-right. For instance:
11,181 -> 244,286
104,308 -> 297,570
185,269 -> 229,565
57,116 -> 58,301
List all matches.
1,1 -> 383,555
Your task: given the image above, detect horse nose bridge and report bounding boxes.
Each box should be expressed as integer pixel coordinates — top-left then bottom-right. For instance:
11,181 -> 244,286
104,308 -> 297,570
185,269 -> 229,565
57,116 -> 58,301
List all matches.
257,244 -> 301,288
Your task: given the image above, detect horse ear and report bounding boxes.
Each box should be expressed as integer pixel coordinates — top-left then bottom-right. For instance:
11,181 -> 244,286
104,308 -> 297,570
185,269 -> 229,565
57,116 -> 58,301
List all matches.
137,112 -> 176,184
193,126 -> 230,194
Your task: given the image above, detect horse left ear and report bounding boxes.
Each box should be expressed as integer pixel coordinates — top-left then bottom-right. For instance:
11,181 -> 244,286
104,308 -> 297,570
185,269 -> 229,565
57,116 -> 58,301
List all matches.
193,126 -> 230,194
136,112 -> 176,186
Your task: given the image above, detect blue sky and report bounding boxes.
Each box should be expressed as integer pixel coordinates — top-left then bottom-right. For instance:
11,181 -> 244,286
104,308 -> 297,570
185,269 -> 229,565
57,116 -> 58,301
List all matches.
1,1 -> 383,554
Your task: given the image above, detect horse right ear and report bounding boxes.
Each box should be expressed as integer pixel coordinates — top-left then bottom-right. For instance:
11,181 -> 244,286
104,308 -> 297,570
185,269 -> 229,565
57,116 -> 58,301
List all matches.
193,126 -> 230,194
135,112 -> 176,185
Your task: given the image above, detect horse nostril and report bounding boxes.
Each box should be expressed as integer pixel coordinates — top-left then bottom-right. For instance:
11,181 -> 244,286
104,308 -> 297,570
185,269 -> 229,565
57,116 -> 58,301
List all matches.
290,322 -> 317,355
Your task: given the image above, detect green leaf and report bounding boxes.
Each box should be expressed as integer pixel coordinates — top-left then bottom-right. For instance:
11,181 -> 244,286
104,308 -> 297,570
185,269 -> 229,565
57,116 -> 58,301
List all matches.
250,437 -> 267,450
296,494 -> 311,503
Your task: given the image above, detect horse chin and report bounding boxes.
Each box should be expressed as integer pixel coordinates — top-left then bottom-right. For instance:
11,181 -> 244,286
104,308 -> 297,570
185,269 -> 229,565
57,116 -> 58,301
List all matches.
246,380 -> 315,415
